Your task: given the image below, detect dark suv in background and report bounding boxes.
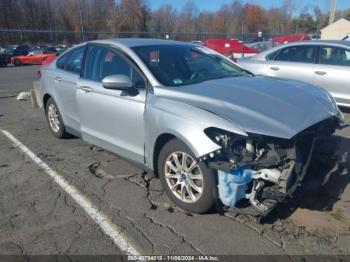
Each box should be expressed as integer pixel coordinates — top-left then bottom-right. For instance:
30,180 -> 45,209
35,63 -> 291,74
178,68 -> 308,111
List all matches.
0,45 -> 30,67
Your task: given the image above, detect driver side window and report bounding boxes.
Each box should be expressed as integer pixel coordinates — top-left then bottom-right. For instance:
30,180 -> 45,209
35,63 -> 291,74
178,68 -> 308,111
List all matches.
84,45 -> 146,89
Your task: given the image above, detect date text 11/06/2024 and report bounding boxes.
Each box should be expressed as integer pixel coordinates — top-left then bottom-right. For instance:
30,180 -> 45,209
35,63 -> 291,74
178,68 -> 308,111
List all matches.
127,255 -> 220,261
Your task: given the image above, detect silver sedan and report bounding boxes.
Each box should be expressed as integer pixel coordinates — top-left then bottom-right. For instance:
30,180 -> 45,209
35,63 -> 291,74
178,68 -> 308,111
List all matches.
238,41 -> 350,107
40,39 -> 343,217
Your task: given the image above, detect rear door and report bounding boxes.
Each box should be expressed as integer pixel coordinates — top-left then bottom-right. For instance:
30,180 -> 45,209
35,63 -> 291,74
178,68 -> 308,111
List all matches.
77,44 -> 147,163
313,45 -> 350,106
52,46 -> 85,132
266,45 -> 317,84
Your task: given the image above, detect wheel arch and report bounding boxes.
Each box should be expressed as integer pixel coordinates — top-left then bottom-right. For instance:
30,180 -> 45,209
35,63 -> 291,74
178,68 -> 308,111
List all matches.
43,93 -> 52,112
152,133 -> 176,177
150,128 -> 217,177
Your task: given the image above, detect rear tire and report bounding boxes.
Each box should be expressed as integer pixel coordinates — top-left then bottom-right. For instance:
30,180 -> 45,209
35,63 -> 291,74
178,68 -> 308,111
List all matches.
158,139 -> 217,214
45,98 -> 68,139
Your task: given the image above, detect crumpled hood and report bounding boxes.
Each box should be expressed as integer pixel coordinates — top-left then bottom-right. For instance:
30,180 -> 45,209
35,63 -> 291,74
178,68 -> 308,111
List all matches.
154,76 -> 339,139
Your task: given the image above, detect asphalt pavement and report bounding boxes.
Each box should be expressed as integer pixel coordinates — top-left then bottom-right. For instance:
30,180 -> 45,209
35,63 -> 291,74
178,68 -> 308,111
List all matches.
0,65 -> 350,258
0,65 -> 38,98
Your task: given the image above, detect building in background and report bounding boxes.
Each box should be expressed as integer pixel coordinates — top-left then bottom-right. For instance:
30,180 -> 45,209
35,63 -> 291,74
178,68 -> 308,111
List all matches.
321,18 -> 350,40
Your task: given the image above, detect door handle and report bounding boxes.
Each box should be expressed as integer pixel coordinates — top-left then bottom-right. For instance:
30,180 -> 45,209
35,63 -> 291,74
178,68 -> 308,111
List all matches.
79,86 -> 93,92
315,71 -> 327,75
54,77 -> 62,83
270,66 -> 280,71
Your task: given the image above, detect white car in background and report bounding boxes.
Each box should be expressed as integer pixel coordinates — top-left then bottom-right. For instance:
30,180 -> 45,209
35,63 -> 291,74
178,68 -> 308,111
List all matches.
237,40 -> 350,107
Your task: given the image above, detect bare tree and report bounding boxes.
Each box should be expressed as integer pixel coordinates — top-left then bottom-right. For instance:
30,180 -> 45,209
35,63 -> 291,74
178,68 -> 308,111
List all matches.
0,0 -> 348,45
176,0 -> 199,37
153,4 -> 178,34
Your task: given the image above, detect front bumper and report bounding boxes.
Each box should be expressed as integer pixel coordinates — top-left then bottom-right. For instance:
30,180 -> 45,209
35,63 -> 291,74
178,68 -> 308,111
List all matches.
209,116 -> 341,218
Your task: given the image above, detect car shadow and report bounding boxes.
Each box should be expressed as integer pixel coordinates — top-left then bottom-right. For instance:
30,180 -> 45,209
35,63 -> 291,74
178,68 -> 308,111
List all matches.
65,133 -> 80,140
264,135 -> 350,223
339,106 -> 350,114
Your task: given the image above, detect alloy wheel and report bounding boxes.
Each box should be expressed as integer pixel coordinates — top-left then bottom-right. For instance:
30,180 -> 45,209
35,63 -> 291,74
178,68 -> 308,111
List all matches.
47,103 -> 60,133
164,151 -> 204,203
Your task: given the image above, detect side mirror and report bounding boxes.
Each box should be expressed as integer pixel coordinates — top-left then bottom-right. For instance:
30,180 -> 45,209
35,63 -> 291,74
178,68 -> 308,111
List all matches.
102,74 -> 133,90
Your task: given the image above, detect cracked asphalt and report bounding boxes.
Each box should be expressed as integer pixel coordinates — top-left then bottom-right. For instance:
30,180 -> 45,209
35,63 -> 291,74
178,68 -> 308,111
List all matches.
1,65 -> 350,257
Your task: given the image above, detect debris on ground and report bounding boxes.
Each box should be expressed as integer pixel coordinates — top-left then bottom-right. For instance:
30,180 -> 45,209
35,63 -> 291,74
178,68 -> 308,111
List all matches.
88,161 -> 115,180
16,92 -> 31,101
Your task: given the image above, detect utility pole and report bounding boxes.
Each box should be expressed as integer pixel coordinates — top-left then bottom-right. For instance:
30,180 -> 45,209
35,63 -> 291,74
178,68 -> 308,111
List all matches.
329,0 -> 337,25
47,0 -> 53,41
79,10 -> 85,41
202,19 -> 205,41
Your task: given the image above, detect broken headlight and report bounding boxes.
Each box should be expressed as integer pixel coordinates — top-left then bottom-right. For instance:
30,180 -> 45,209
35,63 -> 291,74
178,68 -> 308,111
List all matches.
204,127 -> 270,165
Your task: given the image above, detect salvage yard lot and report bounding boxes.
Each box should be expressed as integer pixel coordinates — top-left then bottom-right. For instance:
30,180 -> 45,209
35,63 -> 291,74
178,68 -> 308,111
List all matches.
0,65 -> 350,257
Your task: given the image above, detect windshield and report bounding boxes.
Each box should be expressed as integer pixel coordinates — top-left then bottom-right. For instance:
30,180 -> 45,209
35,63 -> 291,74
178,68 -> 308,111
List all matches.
132,44 -> 251,87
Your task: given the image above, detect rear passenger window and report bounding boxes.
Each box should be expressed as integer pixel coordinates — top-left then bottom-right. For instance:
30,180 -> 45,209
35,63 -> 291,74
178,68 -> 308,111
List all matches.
56,53 -> 68,69
319,46 -> 350,66
65,46 -> 85,74
274,45 -> 316,63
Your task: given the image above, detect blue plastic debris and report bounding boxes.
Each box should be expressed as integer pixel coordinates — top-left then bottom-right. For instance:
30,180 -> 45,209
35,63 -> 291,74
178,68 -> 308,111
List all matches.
218,168 -> 253,207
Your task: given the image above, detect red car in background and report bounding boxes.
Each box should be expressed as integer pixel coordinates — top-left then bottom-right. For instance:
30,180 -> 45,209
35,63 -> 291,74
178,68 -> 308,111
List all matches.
11,50 -> 57,66
273,34 -> 310,44
202,39 -> 259,60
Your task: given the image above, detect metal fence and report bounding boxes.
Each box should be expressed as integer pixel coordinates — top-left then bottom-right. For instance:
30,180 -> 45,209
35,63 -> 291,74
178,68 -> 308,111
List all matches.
0,29 -> 299,46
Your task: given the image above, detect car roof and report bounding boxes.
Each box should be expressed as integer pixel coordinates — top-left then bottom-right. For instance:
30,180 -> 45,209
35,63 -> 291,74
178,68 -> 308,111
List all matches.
89,38 -> 193,47
283,40 -> 350,47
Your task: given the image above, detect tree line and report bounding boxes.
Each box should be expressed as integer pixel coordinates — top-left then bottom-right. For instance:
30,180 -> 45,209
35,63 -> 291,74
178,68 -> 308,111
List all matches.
1,0 -> 350,44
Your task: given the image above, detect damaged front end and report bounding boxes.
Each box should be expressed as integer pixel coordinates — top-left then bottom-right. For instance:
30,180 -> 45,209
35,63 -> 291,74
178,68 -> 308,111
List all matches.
204,116 -> 341,218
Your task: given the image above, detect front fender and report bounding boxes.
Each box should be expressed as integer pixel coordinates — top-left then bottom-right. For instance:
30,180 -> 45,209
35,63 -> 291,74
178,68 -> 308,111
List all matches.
144,94 -> 247,170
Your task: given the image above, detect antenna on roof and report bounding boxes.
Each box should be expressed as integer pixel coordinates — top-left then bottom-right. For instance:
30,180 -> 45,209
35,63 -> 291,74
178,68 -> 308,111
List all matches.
329,0 -> 337,25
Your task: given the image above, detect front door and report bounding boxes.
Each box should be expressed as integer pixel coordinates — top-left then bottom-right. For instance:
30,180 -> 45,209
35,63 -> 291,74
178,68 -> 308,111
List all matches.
266,45 -> 317,84
77,44 -> 147,164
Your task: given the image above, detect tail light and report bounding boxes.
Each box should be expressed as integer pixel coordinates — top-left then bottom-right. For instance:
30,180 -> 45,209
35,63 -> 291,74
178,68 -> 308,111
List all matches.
38,56 -> 56,78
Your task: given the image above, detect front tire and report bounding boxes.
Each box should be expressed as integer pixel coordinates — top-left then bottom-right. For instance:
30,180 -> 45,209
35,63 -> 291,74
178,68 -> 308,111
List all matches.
158,139 -> 217,214
45,98 -> 68,138
13,60 -> 21,66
